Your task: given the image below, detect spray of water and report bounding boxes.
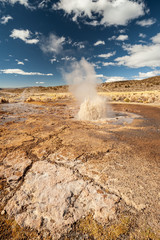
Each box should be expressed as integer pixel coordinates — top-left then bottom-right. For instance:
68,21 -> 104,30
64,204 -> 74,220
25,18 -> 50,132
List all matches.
64,58 -> 112,121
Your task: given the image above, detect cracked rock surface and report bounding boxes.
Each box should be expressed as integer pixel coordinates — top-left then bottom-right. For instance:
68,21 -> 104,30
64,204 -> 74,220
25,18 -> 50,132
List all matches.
5,161 -> 119,239
0,100 -> 160,239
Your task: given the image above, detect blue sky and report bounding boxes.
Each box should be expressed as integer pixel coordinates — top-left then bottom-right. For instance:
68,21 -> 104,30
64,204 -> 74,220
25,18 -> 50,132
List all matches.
0,0 -> 160,88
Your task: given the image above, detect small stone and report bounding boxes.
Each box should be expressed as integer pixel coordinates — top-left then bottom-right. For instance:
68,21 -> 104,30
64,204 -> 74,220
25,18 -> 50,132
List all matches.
1,210 -> 5,215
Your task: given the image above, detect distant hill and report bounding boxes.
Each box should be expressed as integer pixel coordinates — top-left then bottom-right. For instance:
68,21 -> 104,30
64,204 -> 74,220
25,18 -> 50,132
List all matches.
97,76 -> 160,92
1,76 -> 160,93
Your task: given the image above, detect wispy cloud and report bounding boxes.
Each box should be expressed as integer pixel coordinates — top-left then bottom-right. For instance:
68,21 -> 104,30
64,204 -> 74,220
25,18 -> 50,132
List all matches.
98,51 -> 116,59
0,69 -> 53,76
39,33 -> 65,54
102,62 -> 116,66
10,29 -> 39,44
38,0 -> 50,9
136,18 -> 156,27
108,36 -> 116,41
105,76 -> 128,82
72,41 -> 85,49
94,40 -> 105,46
61,56 -> 76,61
36,81 -> 45,84
53,0 -> 145,26
1,15 -> 13,24
139,33 -> 146,38
16,59 -> 24,65
50,58 -> 58,63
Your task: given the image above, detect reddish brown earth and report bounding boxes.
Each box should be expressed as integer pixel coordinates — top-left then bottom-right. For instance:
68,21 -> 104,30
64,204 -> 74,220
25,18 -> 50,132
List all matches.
0,99 -> 160,239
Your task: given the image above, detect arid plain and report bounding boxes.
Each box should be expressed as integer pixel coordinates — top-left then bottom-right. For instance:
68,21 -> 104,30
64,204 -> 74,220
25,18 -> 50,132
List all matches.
0,77 -> 160,239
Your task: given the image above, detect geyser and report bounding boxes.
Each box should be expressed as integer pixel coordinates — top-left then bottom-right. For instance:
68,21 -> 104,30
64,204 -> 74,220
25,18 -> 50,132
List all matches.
77,96 -> 107,121
64,58 -> 111,121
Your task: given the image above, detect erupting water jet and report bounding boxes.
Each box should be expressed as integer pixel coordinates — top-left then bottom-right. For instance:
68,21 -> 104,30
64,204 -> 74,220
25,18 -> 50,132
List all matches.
64,58 -> 112,121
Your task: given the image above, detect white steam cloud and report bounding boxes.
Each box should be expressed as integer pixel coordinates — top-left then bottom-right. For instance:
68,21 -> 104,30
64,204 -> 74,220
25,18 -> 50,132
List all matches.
64,58 -> 111,121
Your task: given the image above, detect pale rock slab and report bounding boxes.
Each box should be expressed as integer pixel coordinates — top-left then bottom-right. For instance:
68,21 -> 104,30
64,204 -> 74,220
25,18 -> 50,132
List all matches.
5,161 -> 119,239
3,150 -> 32,186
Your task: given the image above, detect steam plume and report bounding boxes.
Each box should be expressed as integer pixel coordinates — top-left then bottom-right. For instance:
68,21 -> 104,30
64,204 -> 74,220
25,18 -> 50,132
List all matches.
64,58 -> 111,121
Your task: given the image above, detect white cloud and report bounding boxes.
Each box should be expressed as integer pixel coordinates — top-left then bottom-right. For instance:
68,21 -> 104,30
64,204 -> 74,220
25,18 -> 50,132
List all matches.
16,59 -> 24,65
96,74 -> 104,78
40,33 -> 65,54
135,70 -> 160,79
151,33 -> 160,44
50,58 -> 58,63
10,29 -> 39,44
24,58 -> 29,61
91,62 -> 101,69
36,81 -> 45,84
0,69 -> 53,76
98,51 -> 116,59
136,18 -> 156,27
94,40 -> 105,46
61,56 -> 76,61
139,33 -> 146,38
83,20 -> 99,26
72,41 -> 85,49
38,0 -> 50,8
102,62 -> 116,66
1,15 -> 13,24
116,34 -> 128,41
108,36 -> 116,41
119,29 -> 126,33
53,0 -> 145,26
105,76 -> 127,82
115,33 -> 160,68
0,0 -> 30,7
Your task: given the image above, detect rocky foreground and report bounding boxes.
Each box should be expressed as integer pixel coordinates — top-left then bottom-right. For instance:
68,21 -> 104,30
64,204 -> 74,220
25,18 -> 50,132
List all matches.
0,99 -> 160,239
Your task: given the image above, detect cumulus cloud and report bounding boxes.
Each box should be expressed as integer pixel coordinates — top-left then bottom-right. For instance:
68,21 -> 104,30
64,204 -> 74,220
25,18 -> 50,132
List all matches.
105,76 -> 127,82
116,34 -> 128,41
98,51 -> 116,59
94,40 -> 105,46
115,33 -> 160,68
1,15 -> 13,24
0,69 -> 53,76
151,33 -> 160,44
40,33 -> 65,54
0,0 -> 30,7
136,18 -> 156,27
135,70 -> 160,79
53,0 -> 145,26
10,29 -> 39,44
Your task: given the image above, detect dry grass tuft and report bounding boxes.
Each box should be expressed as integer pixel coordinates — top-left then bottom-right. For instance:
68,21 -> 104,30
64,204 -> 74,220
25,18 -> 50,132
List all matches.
99,90 -> 160,104
0,97 -> 9,104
